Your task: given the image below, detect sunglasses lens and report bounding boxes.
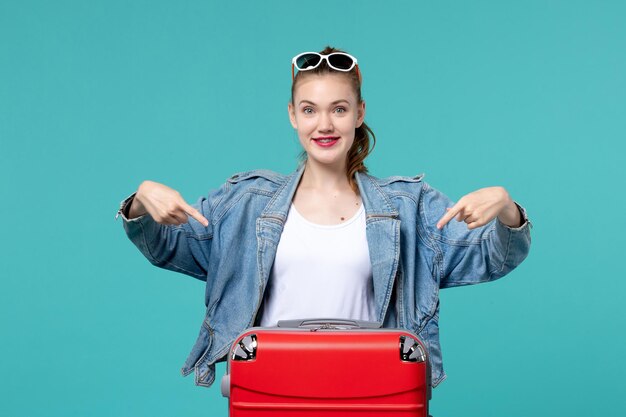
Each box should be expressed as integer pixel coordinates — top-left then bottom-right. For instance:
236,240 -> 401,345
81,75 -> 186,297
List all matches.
328,53 -> 354,70
295,54 -> 321,70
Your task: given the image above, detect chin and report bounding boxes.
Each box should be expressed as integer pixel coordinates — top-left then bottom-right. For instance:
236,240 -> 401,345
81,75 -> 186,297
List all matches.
308,155 -> 347,167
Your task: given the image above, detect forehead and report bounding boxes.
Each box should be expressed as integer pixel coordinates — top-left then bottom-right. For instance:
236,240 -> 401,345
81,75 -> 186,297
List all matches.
293,74 -> 357,104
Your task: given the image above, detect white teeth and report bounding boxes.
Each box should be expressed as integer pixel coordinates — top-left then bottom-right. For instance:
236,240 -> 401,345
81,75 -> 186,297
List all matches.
317,138 -> 336,143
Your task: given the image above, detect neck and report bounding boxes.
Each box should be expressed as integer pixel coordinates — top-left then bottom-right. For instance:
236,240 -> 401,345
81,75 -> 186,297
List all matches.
299,159 -> 352,192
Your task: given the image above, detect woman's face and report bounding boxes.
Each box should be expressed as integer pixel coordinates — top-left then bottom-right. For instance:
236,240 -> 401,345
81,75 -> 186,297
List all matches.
288,73 -> 365,169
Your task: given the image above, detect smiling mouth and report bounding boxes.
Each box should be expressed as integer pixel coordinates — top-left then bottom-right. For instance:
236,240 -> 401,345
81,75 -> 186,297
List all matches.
313,136 -> 339,143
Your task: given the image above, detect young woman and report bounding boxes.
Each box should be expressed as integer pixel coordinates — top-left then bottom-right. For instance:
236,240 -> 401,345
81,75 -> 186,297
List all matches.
117,46 -> 532,391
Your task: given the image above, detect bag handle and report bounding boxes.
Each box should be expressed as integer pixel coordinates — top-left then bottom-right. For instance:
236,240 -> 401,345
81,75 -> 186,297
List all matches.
276,318 -> 383,330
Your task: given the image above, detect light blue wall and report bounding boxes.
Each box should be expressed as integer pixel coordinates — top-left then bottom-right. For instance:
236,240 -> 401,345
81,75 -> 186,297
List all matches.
1,1 -> 624,416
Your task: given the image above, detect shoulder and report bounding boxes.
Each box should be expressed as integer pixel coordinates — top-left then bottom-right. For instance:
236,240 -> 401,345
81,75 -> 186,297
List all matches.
213,168 -> 291,202
356,172 -> 429,213
225,168 -> 287,189
203,169 -> 288,218
205,169 -> 287,205
363,172 -> 426,191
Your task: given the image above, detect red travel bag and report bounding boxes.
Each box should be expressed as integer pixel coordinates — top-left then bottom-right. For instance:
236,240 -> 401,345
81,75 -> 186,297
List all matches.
221,318 -> 431,416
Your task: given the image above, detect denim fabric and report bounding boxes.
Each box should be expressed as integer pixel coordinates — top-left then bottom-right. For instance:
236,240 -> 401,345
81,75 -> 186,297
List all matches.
117,163 -> 532,388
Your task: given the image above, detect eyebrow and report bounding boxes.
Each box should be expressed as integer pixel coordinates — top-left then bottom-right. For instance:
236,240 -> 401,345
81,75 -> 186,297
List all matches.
298,99 -> 350,106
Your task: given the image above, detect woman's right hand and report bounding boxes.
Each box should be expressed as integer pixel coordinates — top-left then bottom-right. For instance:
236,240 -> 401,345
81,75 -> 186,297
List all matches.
130,180 -> 209,227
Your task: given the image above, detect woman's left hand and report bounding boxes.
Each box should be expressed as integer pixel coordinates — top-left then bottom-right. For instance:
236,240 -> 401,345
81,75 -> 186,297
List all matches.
436,186 -> 521,230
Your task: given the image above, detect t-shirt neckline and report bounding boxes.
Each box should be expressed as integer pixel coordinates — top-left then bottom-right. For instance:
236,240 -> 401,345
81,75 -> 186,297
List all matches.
289,203 -> 364,229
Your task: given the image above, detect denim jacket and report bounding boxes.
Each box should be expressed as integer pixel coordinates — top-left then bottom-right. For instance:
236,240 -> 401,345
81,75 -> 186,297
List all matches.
117,163 -> 532,389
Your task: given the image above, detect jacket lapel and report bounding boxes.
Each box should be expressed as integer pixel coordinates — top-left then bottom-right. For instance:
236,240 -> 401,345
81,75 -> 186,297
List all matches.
256,164 -> 305,290
355,172 -> 402,323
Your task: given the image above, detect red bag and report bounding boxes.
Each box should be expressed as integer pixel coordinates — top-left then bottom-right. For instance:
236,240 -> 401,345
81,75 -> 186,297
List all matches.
221,319 -> 430,416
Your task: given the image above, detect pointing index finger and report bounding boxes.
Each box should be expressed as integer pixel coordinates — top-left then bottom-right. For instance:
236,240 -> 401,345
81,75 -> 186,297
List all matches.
436,204 -> 460,229
182,201 -> 209,227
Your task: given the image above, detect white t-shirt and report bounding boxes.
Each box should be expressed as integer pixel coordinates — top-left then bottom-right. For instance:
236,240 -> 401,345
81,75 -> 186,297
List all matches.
259,202 -> 377,327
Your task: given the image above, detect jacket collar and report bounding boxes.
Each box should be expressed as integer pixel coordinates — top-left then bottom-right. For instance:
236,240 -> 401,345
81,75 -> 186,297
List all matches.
260,162 -> 305,220
355,171 -> 399,219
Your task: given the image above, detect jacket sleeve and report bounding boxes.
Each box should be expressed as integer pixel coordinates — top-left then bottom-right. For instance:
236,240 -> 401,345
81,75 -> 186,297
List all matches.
116,184 -> 228,281
418,182 -> 532,289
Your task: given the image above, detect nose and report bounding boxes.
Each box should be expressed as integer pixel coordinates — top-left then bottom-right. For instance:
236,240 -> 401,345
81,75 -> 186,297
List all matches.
317,112 -> 333,132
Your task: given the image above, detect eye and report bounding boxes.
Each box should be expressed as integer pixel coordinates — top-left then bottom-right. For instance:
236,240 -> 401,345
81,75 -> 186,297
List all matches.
334,107 -> 346,114
303,107 -> 314,114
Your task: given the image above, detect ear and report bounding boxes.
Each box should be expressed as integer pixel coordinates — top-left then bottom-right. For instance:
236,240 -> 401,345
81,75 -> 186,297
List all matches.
356,100 -> 366,128
288,102 -> 297,129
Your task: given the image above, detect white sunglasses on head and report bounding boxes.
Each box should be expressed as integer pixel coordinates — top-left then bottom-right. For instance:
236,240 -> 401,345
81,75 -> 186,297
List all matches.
291,52 -> 361,81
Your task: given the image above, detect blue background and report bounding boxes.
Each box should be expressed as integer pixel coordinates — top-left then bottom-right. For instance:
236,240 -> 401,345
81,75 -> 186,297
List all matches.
1,1 -> 625,416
